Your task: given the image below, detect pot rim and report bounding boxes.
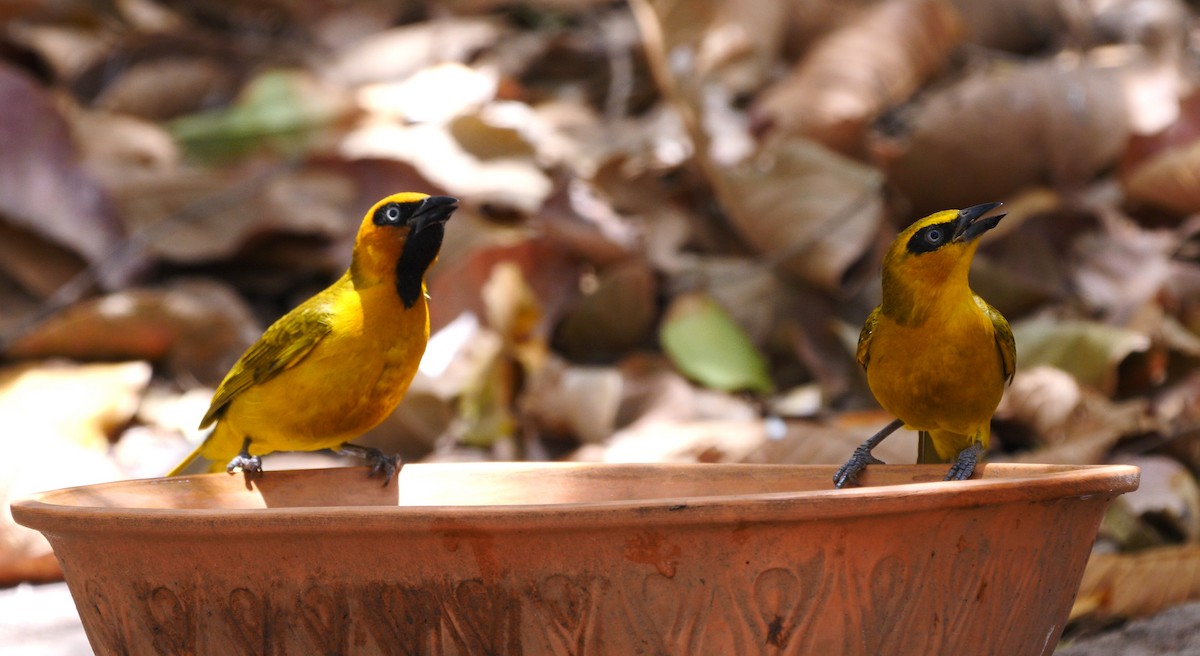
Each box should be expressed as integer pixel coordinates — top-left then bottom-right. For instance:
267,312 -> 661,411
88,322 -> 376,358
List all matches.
11,462 -> 1140,535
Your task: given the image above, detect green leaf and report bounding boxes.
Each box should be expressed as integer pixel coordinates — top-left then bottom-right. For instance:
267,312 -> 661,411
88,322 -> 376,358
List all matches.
168,70 -> 344,161
660,292 -> 773,393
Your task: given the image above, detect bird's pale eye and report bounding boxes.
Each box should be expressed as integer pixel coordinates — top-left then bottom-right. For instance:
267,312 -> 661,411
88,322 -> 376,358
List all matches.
925,228 -> 943,245
385,205 -> 402,222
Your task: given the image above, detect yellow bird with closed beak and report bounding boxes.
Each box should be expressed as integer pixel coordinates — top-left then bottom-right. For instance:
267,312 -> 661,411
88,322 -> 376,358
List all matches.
168,192 -> 458,483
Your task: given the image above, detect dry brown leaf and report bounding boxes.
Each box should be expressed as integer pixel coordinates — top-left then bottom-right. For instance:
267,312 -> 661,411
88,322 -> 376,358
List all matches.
751,0 -> 965,156
1124,139 -> 1200,216
582,356 -> 768,461
0,360 -> 151,449
1110,455 -> 1200,543
440,0 -> 615,15
111,163 -> 356,264
996,366 -> 1151,464
1,441 -> 124,586
0,275 -> 39,341
946,0 -> 1065,52
0,359 -> 143,580
341,104 -> 552,214
93,56 -> 239,121
630,0 -> 788,99
6,280 -> 259,386
877,60 -> 1130,214
69,108 -> 181,185
609,353 -> 760,430
1085,0 -> 1189,54
635,0 -> 887,290
718,139 -> 886,291
3,21 -> 110,81
1072,211 -> 1176,323
1071,545 -> 1200,621
743,412 -> 918,466
0,223 -> 88,299
428,236 -> 583,334
110,167 -> 265,262
589,418 -> 769,463
537,182 -> 638,269
553,260 -> 657,362
0,63 -> 127,288
482,261 -> 545,349
521,355 -> 623,444
323,17 -> 508,87
1121,90 -> 1200,178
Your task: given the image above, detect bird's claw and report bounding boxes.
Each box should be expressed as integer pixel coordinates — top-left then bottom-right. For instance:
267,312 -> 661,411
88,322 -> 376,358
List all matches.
945,443 -> 983,481
341,444 -> 403,486
834,446 -> 886,489
366,449 -> 402,486
226,453 -> 262,475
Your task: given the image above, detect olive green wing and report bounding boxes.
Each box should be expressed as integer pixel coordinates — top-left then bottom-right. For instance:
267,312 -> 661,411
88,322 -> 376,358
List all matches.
199,300 -> 335,429
855,306 -> 881,371
978,296 -> 1016,384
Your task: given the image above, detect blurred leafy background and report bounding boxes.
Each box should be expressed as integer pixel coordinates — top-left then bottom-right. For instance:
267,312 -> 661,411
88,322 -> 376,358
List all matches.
2,0 -> 1200,650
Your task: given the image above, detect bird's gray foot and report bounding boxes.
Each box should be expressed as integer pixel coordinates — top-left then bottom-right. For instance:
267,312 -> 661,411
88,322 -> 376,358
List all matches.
945,443 -> 983,481
226,437 -> 263,475
340,443 -> 403,486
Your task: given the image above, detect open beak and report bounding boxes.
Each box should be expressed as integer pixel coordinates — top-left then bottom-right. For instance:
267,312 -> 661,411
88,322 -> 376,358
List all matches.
411,195 -> 458,232
953,201 -> 1005,242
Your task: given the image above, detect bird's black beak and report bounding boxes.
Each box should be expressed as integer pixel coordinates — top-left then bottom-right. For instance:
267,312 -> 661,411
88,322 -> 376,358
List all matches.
410,195 -> 458,232
953,202 -> 1005,242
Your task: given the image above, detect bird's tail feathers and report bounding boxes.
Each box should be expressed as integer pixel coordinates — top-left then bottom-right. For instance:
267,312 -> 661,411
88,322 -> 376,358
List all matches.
166,440 -> 206,476
166,425 -> 225,476
919,428 -> 984,464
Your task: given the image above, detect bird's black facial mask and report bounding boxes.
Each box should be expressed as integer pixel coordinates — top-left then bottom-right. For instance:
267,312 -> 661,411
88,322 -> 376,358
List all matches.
392,196 -> 458,308
906,222 -> 955,255
905,202 -> 1004,255
373,200 -> 419,227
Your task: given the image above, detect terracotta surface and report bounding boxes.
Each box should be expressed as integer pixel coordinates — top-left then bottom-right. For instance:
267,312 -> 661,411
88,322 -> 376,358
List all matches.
12,462 -> 1138,655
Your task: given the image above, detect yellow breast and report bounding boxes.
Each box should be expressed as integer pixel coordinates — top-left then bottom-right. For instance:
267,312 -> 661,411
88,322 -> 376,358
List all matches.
216,280 -> 429,454
864,298 -> 1004,435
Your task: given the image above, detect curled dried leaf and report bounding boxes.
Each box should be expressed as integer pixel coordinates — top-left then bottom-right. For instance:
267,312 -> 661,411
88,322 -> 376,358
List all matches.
630,0 -> 788,99
996,366 -> 1151,464
553,260 -> 657,362
1124,139 -> 1200,216
718,139 -> 885,291
1071,545 -> 1200,621
1111,455 -> 1200,544
947,0 -> 1065,52
877,61 -> 1130,213
522,356 -> 623,444
324,17 -> 507,87
752,0 -> 965,156
6,280 -> 259,385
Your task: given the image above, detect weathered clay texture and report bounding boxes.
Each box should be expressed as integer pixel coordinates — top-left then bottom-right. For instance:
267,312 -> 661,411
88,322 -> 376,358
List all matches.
12,462 -> 1138,656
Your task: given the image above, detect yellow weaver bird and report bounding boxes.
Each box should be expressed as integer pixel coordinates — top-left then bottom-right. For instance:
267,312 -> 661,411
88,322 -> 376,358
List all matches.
834,202 -> 1015,488
168,192 -> 458,482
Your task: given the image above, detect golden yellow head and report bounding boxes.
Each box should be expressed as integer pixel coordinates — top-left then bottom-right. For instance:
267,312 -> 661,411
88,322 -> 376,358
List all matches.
352,192 -> 459,307
880,202 -> 1004,319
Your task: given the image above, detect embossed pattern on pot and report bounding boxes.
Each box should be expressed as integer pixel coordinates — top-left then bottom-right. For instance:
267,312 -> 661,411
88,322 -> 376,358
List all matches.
11,462 -> 1139,656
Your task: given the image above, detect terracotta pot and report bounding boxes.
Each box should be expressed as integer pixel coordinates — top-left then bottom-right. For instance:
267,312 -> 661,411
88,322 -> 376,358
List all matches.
12,462 -> 1137,655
